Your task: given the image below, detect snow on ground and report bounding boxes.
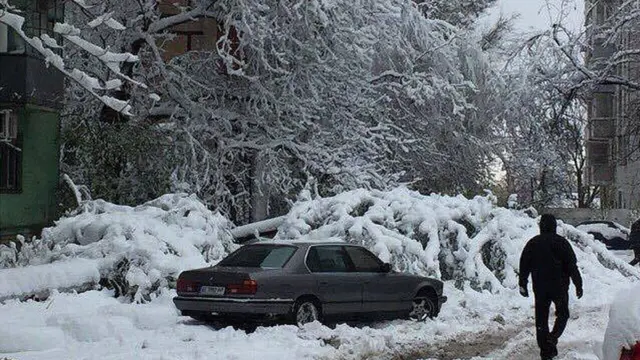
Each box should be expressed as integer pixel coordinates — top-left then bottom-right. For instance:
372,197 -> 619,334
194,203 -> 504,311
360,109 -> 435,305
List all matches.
602,284 -> 640,360
1,188 -> 639,359
0,284 -> 533,360
0,279 -> 636,360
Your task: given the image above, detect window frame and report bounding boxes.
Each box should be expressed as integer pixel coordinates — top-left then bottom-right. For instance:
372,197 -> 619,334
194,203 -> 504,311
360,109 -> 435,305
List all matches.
0,109 -> 22,193
0,21 -> 27,54
344,245 -> 385,273
4,0 -> 64,57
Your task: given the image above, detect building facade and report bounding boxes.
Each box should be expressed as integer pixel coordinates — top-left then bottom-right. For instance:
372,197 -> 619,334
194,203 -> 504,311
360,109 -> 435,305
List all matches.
585,0 -> 640,209
0,0 -> 64,239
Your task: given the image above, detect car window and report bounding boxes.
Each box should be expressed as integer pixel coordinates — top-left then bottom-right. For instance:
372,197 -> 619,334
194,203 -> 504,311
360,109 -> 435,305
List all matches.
260,246 -> 298,268
345,246 -> 383,272
218,245 -> 297,268
306,246 -> 351,272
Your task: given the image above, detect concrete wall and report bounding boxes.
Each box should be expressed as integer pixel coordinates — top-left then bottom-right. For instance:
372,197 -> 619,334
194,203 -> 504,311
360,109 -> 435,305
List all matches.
542,208 -> 640,227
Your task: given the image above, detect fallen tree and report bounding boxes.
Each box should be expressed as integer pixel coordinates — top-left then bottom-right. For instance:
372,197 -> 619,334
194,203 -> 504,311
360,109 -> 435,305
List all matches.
1,187 -> 638,302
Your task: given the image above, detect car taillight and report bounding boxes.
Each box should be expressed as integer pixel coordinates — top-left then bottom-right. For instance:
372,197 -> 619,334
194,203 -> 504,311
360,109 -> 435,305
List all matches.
226,279 -> 257,295
620,342 -> 640,360
177,278 -> 200,293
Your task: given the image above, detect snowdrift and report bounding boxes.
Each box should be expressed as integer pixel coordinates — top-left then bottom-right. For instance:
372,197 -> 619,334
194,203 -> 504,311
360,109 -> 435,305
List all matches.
1,187 -> 638,303
0,194 -> 236,302
276,188 -> 640,292
603,284 -> 640,360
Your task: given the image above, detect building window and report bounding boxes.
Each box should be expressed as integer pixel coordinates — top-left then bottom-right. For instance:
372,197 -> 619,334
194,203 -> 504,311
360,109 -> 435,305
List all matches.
0,23 -> 26,54
23,0 -> 63,37
618,190 -> 626,209
593,1 -> 610,25
587,139 -> 611,165
617,134 -> 629,165
0,110 -> 21,193
590,118 -> 615,138
158,0 -> 218,61
0,0 -> 63,55
592,93 -> 614,119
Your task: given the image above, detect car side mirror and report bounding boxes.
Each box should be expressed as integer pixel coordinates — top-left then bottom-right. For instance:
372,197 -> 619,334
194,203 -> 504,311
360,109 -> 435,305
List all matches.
381,263 -> 392,273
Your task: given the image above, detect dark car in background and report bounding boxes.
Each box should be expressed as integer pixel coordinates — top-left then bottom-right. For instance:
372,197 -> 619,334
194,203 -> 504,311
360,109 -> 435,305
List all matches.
173,241 -> 447,326
576,221 -> 631,250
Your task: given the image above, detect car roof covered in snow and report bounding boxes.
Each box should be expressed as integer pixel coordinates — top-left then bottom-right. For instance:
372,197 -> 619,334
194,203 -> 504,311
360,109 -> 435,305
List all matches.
242,239 -> 348,247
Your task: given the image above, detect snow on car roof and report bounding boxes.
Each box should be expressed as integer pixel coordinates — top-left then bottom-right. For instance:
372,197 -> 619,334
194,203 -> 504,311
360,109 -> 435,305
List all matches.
576,222 -> 629,239
603,284 -> 640,360
245,238 -> 347,246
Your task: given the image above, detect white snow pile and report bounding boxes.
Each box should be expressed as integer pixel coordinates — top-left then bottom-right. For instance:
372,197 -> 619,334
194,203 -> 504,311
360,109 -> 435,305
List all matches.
1,186 -> 639,305
603,284 -> 640,360
0,194 -> 236,302
276,187 -> 640,291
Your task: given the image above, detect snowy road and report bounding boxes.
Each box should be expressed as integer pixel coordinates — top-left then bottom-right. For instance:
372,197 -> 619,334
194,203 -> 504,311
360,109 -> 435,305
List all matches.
0,281 -> 626,360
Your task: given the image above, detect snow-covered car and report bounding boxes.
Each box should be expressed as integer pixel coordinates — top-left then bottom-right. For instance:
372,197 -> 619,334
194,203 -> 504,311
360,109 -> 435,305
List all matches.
173,241 -> 447,325
603,285 -> 640,360
576,221 -> 631,250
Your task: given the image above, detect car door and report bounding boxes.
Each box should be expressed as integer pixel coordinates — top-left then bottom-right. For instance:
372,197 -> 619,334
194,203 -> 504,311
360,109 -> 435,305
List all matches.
344,246 -> 411,313
306,245 -> 363,315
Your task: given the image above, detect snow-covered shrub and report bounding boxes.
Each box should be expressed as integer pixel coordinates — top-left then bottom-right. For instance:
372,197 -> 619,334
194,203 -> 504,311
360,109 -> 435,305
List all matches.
0,194 -> 236,302
3,187 -> 638,302
276,188 -> 640,292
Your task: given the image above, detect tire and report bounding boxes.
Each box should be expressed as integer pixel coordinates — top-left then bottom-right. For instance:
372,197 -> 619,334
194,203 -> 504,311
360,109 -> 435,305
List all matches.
409,296 -> 437,321
293,299 -> 321,326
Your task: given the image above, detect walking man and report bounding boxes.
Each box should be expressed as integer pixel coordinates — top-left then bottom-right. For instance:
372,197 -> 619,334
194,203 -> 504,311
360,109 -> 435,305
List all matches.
519,214 -> 583,360
630,218 -> 640,266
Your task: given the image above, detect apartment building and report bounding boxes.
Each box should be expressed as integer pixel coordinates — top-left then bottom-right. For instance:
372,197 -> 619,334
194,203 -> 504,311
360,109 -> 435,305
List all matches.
585,0 -> 640,209
0,0 -> 65,240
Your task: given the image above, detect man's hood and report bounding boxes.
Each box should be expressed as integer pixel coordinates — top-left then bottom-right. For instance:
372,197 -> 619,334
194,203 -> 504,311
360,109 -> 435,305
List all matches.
539,214 -> 557,234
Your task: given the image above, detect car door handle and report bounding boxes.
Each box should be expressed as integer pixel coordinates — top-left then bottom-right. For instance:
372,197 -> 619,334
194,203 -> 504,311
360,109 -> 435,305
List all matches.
320,281 -> 329,285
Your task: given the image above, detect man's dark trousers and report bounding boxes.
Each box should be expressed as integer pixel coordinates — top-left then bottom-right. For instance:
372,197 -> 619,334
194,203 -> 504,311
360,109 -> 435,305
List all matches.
631,248 -> 639,266
534,289 -> 569,358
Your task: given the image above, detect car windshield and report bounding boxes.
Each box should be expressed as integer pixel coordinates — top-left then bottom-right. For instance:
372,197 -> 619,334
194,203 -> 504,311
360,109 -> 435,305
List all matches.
218,245 -> 297,268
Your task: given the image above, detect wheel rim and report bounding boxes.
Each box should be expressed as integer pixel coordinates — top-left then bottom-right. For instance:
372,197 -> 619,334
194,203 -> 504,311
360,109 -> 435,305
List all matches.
410,298 -> 434,321
296,302 -> 319,326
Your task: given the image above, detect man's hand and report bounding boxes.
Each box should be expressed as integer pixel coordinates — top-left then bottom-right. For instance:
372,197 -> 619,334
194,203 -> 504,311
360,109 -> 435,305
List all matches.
519,286 -> 529,297
576,287 -> 583,299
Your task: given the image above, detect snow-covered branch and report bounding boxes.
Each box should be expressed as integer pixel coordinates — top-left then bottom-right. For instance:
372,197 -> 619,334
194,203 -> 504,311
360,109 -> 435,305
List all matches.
0,1 -> 146,115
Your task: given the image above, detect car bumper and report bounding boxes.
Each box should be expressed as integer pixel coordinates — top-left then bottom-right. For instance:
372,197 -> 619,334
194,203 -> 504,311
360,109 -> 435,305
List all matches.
173,296 -> 294,315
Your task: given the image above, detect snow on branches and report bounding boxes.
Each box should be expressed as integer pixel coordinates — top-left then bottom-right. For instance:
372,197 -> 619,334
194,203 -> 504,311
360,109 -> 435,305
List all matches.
60,0 -> 505,222
0,0 -> 143,115
276,187 -> 640,292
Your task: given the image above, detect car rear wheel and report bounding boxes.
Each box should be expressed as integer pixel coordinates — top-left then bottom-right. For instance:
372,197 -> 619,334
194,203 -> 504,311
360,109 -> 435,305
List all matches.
409,296 -> 437,321
294,299 -> 321,326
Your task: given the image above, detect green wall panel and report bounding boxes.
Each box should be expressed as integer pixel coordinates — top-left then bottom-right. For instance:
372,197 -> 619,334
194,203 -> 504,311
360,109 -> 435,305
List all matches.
0,105 -> 60,235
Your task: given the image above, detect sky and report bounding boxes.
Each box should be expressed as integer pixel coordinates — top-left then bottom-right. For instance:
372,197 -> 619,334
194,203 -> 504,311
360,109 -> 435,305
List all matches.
483,0 -> 584,32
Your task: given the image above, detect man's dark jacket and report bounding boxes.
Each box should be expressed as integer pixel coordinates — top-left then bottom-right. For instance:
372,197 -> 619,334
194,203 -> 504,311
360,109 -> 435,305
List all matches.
630,219 -> 640,249
519,217 -> 583,294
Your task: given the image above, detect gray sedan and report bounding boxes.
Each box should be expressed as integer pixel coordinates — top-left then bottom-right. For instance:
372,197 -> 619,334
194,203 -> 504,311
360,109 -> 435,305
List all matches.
173,241 -> 447,325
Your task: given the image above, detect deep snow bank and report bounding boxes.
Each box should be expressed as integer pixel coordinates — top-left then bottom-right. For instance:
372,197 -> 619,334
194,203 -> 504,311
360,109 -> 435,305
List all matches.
603,284 -> 640,360
1,187 -> 638,302
0,194 -> 236,301
276,188 -> 640,292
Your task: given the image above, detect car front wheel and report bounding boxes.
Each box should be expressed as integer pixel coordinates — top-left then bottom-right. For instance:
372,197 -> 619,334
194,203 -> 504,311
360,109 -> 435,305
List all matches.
409,296 -> 437,321
294,299 -> 321,326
